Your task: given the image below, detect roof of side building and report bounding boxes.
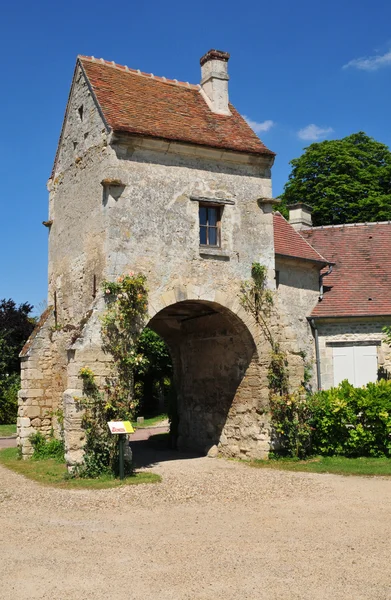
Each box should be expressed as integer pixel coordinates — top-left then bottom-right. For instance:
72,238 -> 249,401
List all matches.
301,222 -> 391,318
273,212 -> 329,265
78,56 -> 275,157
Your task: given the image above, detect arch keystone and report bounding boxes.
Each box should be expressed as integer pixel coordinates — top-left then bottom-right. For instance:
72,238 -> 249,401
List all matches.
160,290 -> 177,307
174,286 -> 188,302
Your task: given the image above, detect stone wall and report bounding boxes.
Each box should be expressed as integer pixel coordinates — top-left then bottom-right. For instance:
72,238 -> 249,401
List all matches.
275,257 -> 320,389
18,309 -> 55,456
317,318 -> 391,389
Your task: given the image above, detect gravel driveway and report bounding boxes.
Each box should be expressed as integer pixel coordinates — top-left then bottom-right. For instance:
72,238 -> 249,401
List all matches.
1,433 -> 391,600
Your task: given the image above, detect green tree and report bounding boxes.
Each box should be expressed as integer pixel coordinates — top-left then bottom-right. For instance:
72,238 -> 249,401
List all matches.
0,299 -> 35,424
134,328 -> 172,415
280,132 -> 391,226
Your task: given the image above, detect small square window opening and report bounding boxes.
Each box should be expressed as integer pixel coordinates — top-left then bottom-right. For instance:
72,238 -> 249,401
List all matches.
199,205 -> 221,247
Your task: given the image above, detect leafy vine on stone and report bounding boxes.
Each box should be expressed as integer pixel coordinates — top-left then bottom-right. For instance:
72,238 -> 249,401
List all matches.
240,262 -> 289,396
76,273 -> 148,477
101,272 -> 148,418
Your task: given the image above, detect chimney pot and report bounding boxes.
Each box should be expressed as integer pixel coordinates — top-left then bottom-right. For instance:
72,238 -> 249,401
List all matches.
200,49 -> 230,115
287,203 -> 313,230
200,49 -> 230,66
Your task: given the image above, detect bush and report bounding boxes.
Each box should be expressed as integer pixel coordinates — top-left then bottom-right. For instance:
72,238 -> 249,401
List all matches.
0,374 -> 19,424
270,390 -> 314,458
30,431 -> 65,462
310,380 -> 391,457
270,380 -> 391,458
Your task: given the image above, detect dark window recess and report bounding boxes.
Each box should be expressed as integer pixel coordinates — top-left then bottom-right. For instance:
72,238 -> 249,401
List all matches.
199,205 -> 221,247
78,105 -> 84,121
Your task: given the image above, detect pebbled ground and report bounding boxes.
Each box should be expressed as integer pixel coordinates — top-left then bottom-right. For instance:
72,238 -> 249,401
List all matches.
1,433 -> 390,600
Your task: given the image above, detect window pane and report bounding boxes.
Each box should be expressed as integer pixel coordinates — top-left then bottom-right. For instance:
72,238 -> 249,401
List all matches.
208,207 -> 217,226
200,226 -> 207,245
199,206 -> 207,225
209,227 -> 218,246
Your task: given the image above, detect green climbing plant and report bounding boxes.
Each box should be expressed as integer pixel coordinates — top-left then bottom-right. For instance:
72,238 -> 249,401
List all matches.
101,272 -> 148,419
76,273 -> 148,477
240,263 -> 289,397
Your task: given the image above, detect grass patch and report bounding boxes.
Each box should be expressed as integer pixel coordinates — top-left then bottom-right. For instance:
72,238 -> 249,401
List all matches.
248,455 -> 391,477
0,424 -> 16,437
0,447 -> 161,489
132,414 -> 167,428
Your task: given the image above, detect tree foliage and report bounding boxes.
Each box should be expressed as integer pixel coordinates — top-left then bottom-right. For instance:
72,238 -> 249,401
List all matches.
0,299 -> 35,424
280,132 -> 391,226
134,327 -> 172,415
0,299 -> 35,377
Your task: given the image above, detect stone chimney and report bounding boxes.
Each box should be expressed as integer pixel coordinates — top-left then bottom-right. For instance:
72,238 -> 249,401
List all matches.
288,203 -> 313,230
200,49 -> 230,115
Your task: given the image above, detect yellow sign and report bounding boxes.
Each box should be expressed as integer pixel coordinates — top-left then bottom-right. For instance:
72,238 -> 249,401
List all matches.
108,421 -> 134,434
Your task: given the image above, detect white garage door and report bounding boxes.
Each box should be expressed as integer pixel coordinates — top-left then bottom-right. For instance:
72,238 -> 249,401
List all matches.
332,345 -> 378,387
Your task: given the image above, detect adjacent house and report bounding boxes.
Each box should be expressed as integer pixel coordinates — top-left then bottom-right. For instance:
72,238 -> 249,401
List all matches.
275,203 -> 391,390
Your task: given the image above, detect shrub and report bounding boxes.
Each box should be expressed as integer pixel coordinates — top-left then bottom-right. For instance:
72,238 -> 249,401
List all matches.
30,431 -> 65,462
270,380 -> 391,459
270,389 -> 314,458
310,380 -> 391,457
0,374 -> 19,424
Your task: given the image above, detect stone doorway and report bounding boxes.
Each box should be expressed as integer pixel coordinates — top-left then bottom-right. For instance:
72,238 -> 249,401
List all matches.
147,300 -> 270,458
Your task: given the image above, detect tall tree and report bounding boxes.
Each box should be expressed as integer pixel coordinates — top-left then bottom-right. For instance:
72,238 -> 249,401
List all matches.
280,132 -> 391,226
0,299 -> 35,376
0,299 -> 35,423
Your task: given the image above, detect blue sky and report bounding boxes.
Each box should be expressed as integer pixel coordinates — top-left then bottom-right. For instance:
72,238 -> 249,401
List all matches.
1,0 -> 391,312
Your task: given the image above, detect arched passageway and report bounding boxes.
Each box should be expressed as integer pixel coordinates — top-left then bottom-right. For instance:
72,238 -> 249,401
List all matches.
147,300 -> 269,458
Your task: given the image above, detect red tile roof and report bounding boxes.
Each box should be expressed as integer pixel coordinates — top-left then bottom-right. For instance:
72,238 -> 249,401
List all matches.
301,222 -> 391,317
273,212 -> 329,265
78,56 -> 275,157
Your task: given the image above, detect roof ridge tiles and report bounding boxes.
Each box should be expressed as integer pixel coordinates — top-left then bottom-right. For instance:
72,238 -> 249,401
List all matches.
305,220 -> 391,230
78,55 -> 200,90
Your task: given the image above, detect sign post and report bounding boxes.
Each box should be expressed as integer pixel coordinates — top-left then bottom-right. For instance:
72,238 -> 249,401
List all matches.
108,421 -> 135,480
119,434 -> 125,480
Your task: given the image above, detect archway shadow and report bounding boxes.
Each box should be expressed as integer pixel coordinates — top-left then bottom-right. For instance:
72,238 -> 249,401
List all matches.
129,435 -> 202,469
147,300 -> 258,456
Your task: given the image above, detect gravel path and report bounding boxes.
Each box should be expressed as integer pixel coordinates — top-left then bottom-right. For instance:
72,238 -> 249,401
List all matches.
1,434 -> 391,599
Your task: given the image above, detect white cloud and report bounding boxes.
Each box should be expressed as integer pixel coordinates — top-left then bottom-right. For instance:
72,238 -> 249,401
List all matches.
297,124 -> 334,142
244,117 -> 275,133
343,50 -> 391,71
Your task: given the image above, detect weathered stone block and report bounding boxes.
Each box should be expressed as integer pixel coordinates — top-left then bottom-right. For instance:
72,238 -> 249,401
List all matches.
19,426 -> 33,438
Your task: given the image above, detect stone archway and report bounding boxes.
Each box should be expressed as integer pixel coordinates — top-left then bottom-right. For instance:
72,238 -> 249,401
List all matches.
147,300 -> 271,459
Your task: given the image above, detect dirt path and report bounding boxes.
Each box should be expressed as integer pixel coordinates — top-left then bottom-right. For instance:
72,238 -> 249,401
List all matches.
0,436 -> 17,449
1,435 -> 391,600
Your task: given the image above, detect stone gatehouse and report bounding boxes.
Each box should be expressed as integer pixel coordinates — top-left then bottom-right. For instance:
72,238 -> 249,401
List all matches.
23,49 -> 388,466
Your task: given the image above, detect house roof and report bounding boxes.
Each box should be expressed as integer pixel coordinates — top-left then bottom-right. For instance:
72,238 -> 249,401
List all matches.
301,222 -> 391,318
78,56 -> 275,157
273,212 -> 329,265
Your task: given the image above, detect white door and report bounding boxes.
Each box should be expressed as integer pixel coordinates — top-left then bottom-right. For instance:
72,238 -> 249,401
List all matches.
332,345 -> 377,387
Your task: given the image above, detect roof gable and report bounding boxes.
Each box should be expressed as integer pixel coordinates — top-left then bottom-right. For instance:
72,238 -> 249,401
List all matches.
52,63 -> 108,177
301,222 -> 391,317
78,56 -> 275,157
273,212 -> 329,265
